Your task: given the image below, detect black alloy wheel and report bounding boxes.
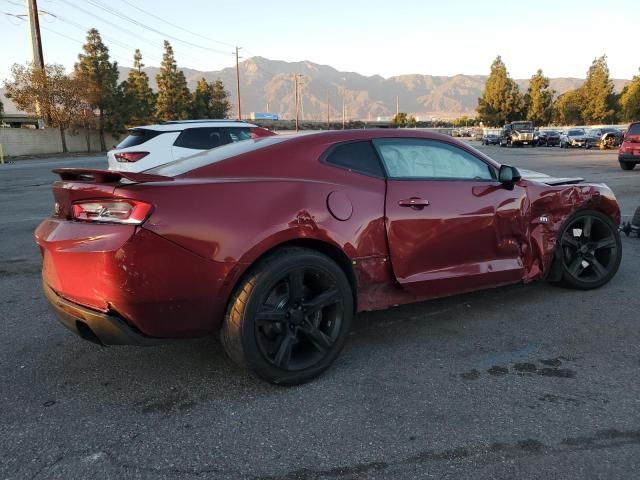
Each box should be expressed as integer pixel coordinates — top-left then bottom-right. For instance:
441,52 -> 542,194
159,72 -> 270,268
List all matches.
221,247 -> 353,385
558,210 -> 621,289
254,266 -> 344,372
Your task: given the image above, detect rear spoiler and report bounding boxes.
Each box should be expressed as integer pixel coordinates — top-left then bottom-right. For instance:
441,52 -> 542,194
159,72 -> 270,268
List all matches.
52,168 -> 173,183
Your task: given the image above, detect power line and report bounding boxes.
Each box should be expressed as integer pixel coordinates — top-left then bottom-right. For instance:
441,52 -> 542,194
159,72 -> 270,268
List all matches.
83,0 -> 231,56
41,9 -> 163,64
116,0 -> 234,49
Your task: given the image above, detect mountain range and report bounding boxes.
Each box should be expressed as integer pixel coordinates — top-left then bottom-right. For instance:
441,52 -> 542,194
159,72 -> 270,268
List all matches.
1,56 -> 630,120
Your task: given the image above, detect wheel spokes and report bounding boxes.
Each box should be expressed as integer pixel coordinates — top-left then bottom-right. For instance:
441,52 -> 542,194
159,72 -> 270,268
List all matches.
300,321 -> 333,353
582,216 -> 593,239
567,256 -> 585,277
589,258 -> 607,278
561,232 -> 580,248
303,288 -> 340,315
593,236 -> 616,251
274,333 -> 294,369
256,306 -> 288,324
288,269 -> 305,304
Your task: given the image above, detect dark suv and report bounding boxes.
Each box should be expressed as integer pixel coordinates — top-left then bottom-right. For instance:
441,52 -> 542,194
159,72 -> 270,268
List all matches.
619,121 -> 640,170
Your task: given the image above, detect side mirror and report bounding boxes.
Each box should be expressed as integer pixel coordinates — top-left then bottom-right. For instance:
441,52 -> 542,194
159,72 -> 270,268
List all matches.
498,165 -> 521,189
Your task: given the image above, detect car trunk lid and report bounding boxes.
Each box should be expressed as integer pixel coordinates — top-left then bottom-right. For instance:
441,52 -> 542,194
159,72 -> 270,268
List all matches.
51,168 -> 173,220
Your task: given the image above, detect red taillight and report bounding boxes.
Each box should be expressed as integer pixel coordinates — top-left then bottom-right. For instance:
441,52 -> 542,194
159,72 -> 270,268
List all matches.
72,200 -> 153,225
114,152 -> 149,163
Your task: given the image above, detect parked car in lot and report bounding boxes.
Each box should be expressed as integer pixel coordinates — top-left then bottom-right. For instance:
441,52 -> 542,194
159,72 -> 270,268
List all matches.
499,121 -> 535,147
588,127 -> 623,150
107,120 -> 276,172
536,130 -> 561,147
482,133 -> 500,145
618,121 -> 640,170
36,130 -> 622,385
560,128 -> 598,149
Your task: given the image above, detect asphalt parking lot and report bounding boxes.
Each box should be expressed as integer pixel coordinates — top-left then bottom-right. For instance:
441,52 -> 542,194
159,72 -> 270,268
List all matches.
1,145 -> 639,479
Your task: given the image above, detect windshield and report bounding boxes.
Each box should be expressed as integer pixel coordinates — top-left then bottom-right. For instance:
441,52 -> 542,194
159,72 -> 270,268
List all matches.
512,122 -> 533,131
568,129 -> 585,136
146,136 -> 288,176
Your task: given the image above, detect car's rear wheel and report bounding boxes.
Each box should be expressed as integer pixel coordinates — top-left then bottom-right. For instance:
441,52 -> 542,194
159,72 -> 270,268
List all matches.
620,162 -> 635,171
221,247 -> 353,385
558,210 -> 621,290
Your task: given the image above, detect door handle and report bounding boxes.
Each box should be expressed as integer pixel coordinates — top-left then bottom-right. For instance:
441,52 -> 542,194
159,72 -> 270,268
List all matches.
398,197 -> 430,210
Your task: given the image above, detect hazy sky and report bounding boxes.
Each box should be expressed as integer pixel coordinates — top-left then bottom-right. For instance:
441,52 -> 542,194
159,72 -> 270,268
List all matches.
0,0 -> 637,81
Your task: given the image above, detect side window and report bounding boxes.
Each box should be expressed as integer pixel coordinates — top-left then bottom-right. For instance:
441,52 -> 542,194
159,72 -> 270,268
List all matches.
226,127 -> 253,143
323,141 -> 384,178
174,128 -> 223,150
372,138 -> 494,180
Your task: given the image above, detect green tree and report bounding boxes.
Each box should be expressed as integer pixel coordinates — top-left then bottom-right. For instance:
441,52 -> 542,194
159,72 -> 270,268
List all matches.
4,63 -> 85,152
210,79 -> 231,119
581,55 -> 616,124
390,112 -> 408,127
189,78 -> 213,118
155,40 -> 190,121
618,69 -> 640,122
0,98 -> 4,123
74,28 -> 120,151
121,49 -> 156,126
553,90 -> 583,125
524,69 -> 554,126
476,56 -> 523,126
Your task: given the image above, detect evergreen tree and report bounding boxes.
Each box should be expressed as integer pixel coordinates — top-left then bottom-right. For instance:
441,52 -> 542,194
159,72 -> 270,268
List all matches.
476,56 -> 523,126
189,77 -> 213,119
553,90 -> 583,125
618,68 -> 640,122
210,79 -> 231,119
121,49 -> 156,126
581,55 -> 616,124
524,69 -> 554,126
155,40 -> 190,121
74,28 -> 120,151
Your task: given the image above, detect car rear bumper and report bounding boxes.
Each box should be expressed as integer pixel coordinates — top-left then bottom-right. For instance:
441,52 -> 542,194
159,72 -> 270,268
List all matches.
43,282 -> 167,346
35,218 -> 238,339
619,153 -> 639,163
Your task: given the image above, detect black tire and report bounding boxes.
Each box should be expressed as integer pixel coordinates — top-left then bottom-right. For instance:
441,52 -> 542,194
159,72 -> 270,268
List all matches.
221,247 -> 353,385
620,162 -> 635,171
632,206 -> 640,227
557,210 -> 621,290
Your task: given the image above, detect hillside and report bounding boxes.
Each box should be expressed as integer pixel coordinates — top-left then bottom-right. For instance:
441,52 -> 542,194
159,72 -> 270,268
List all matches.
1,57 -> 630,120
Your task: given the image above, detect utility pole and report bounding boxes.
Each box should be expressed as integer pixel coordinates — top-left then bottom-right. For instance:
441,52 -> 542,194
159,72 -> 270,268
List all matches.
26,0 -> 44,69
396,95 -> 399,117
26,0 -> 45,128
341,90 -> 346,130
293,74 -> 304,132
234,46 -> 242,119
326,90 -> 330,130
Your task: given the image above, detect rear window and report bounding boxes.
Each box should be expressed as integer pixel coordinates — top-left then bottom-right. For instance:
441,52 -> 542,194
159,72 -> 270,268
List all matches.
627,123 -> 640,136
147,136 -> 289,176
116,129 -> 162,149
323,141 -> 384,178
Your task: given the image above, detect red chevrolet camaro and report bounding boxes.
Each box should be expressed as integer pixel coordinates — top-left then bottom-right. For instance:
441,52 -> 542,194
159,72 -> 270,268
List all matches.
36,130 -> 622,384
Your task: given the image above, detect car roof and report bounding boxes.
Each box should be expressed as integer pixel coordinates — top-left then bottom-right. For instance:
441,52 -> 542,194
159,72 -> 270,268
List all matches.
150,128 -> 502,177
132,120 -> 258,132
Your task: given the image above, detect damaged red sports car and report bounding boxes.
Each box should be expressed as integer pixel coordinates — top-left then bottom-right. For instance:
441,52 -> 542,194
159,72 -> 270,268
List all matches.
35,130 -> 622,384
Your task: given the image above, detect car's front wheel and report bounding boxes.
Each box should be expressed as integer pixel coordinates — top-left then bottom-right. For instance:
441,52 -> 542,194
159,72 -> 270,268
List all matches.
558,210 -> 622,290
221,247 -> 353,385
